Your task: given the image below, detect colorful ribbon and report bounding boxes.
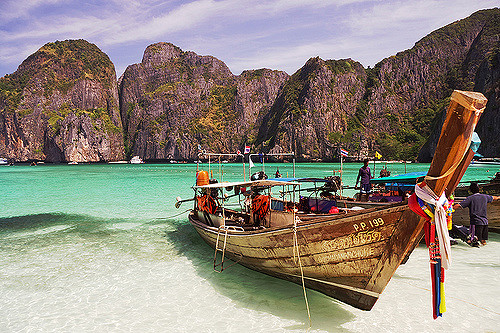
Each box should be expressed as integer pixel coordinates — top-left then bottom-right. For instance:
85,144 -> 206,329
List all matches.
409,182 -> 452,319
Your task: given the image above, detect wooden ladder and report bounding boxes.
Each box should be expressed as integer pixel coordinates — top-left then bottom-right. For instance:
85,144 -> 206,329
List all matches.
213,225 -> 244,272
213,226 -> 229,272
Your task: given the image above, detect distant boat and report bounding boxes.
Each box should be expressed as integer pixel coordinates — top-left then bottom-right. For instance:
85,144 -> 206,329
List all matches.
470,158 -> 500,166
130,156 -> 144,164
109,161 -> 128,164
0,157 -> 8,165
68,161 -> 78,165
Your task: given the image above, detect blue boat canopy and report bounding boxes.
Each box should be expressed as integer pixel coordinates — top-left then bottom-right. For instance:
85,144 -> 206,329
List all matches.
268,177 -> 337,183
370,172 -> 426,185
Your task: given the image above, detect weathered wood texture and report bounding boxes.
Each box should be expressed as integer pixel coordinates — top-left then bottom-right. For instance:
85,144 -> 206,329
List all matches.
426,90 -> 487,195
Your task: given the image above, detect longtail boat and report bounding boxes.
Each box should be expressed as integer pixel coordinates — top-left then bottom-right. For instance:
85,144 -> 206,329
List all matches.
182,90 -> 487,310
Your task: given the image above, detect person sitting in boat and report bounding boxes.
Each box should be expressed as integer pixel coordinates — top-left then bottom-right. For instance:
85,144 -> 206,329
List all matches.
355,159 -> 372,200
453,182 -> 500,246
251,171 -> 268,181
379,167 -> 391,178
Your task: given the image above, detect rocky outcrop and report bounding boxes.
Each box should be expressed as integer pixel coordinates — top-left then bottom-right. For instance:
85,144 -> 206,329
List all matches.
0,39 -> 124,162
458,10 -> 500,158
255,57 -> 367,160
256,8 -> 500,161
373,9 -> 500,161
119,43 -> 288,160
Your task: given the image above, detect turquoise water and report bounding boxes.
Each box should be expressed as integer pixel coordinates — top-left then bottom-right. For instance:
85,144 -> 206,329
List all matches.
1,162 -> 499,332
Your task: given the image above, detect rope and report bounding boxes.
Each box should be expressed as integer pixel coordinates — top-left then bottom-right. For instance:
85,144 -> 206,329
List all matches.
292,187 -> 312,331
154,209 -> 191,220
292,216 -> 312,330
400,280 -> 500,316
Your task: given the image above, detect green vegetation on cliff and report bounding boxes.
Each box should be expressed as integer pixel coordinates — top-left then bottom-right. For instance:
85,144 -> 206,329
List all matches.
3,8 -> 499,162
39,39 -> 115,88
1,39 -> 124,162
47,103 -> 121,136
1,39 -> 116,113
189,85 -> 238,147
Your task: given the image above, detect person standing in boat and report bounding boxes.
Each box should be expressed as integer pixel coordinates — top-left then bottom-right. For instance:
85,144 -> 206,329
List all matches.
453,182 -> 500,246
275,167 -> 282,178
355,159 -> 372,200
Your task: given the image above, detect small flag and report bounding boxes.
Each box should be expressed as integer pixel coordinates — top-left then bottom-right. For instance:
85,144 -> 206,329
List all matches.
244,146 -> 250,154
237,150 -> 241,155
375,151 -> 382,160
340,148 -> 349,157
249,156 -> 255,168
197,144 -> 202,152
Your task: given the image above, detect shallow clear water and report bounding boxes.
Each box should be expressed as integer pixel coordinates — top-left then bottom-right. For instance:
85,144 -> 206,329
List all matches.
1,162 -> 499,332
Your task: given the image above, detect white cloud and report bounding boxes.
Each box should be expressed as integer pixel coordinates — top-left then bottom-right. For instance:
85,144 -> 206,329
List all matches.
0,0 -> 498,77
0,42 -> 43,66
349,0 -> 498,37
102,0 -> 224,45
0,0 -> 67,22
1,16 -> 113,42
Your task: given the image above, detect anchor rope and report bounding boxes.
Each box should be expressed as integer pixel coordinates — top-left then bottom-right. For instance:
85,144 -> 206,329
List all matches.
293,217 -> 312,331
155,209 -> 191,220
292,186 -> 312,331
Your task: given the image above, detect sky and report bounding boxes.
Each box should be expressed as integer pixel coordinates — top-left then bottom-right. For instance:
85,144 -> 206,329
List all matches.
0,0 -> 498,78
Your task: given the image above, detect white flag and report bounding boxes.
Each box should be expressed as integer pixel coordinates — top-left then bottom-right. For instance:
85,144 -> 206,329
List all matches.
249,156 -> 255,168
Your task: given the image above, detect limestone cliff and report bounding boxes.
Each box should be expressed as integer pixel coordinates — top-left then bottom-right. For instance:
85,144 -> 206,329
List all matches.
256,8 -> 500,161
255,57 -> 367,160
372,8 -> 500,161
119,42 -> 288,160
0,39 -> 124,162
1,9 -> 498,163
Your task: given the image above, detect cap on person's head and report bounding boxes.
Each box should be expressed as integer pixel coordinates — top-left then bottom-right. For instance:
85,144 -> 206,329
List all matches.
470,182 -> 480,194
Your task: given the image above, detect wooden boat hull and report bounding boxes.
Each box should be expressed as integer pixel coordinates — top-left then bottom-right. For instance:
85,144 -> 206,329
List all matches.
189,204 -> 425,310
184,91 -> 487,312
454,182 -> 500,197
452,199 -> 500,228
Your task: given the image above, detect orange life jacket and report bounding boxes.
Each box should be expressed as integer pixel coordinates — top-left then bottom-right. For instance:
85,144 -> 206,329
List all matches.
252,195 -> 270,220
197,194 -> 217,214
